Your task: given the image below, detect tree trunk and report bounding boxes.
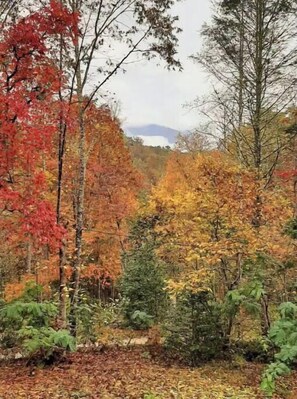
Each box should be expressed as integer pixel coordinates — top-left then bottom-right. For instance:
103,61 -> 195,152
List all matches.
254,0 -> 264,174
237,0 -> 244,162
260,294 -> 271,336
59,243 -> 68,328
57,115 -> 68,328
69,36 -> 86,336
56,11 -> 68,327
26,238 -> 32,274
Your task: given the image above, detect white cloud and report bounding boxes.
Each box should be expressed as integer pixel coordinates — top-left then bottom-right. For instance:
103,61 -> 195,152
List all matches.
138,135 -> 171,147
103,0 -> 212,131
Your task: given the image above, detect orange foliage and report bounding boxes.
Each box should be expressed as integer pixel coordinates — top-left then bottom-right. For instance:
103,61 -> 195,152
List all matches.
49,104 -> 142,281
4,257 -> 60,301
81,106 -> 143,279
5,103 -> 142,298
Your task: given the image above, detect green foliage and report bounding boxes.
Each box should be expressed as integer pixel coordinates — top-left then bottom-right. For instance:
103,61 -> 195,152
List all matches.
0,301 -> 58,347
143,393 -> 161,399
76,297 -> 122,344
222,278 -> 268,341
1,301 -> 57,326
261,302 -> 297,396
20,326 -> 75,360
164,292 -> 225,365
130,310 -> 154,330
0,300 -> 75,361
224,280 -> 263,318
20,282 -> 44,302
284,218 -> 297,239
76,299 -> 101,344
120,244 -> 168,330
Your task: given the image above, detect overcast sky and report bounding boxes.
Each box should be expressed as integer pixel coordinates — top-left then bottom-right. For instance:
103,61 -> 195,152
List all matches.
105,0 -> 212,131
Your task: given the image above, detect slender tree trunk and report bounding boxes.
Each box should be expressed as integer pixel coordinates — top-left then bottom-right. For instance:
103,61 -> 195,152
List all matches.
254,0 -> 264,175
57,117 -> 68,328
57,96 -> 68,329
59,244 -> 67,328
56,10 -> 68,326
254,1 -> 271,335
251,0 -> 264,229
260,293 -> 271,336
69,35 -> 86,336
293,137 -> 297,218
237,0 -> 244,162
26,238 -> 32,274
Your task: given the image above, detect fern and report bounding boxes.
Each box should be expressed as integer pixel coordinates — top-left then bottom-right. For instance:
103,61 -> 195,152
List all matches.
21,326 -> 76,359
261,302 -> 297,396
0,300 -> 75,361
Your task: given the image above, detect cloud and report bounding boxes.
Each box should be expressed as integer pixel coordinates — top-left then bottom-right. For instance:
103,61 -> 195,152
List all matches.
103,0 -> 212,131
138,135 -> 172,147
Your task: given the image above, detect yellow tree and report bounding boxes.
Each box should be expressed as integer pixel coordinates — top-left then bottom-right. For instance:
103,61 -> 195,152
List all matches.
148,151 -> 294,335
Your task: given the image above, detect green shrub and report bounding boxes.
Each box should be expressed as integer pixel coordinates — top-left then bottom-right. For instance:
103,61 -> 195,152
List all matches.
164,291 -> 225,365
0,301 -> 57,347
0,300 -> 75,362
20,326 -> 75,362
20,281 -> 44,302
76,298 -> 123,344
261,302 -> 297,396
284,218 -> 297,239
120,244 -> 168,330
130,310 -> 154,330
76,300 -> 100,344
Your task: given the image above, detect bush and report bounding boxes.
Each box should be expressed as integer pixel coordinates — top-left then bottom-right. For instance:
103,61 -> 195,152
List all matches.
233,338 -> 271,362
0,300 -> 75,362
261,302 -> 297,396
76,297 -> 123,344
20,281 -> 44,302
0,301 -> 57,348
120,244 -> 167,330
130,310 -> 154,330
20,326 -> 75,363
164,291 -> 225,365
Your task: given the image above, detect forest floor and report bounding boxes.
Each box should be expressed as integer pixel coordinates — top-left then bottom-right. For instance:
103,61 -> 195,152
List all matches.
0,347 -> 296,399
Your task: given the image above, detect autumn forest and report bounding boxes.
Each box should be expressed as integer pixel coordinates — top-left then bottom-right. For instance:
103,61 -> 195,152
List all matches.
0,1 -> 297,398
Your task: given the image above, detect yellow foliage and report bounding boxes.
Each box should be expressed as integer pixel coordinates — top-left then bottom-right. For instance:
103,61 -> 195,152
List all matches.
148,151 -> 293,297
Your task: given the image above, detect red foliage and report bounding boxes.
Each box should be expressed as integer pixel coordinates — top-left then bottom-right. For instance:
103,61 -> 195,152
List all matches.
275,169 -> 297,180
0,2 -> 78,251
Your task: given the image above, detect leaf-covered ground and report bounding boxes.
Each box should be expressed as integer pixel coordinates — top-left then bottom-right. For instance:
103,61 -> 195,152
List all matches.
0,348 -> 296,399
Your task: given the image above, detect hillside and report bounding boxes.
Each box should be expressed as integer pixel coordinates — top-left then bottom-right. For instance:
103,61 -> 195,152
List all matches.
126,136 -> 171,186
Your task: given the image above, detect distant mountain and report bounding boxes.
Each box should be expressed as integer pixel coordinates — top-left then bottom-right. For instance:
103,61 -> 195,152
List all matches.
125,124 -> 180,146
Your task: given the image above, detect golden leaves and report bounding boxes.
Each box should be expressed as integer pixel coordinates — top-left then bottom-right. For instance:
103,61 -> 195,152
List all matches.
148,151 -> 294,296
167,269 -> 214,295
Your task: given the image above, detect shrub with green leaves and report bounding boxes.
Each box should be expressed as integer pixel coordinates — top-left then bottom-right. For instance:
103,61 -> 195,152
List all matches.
20,326 -> 75,362
120,244 -> 167,330
224,280 -> 264,319
164,291 -> 225,365
0,300 -> 75,362
0,301 -> 57,348
19,281 -> 44,302
76,297 -> 123,344
130,310 -> 154,330
261,302 -> 297,396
